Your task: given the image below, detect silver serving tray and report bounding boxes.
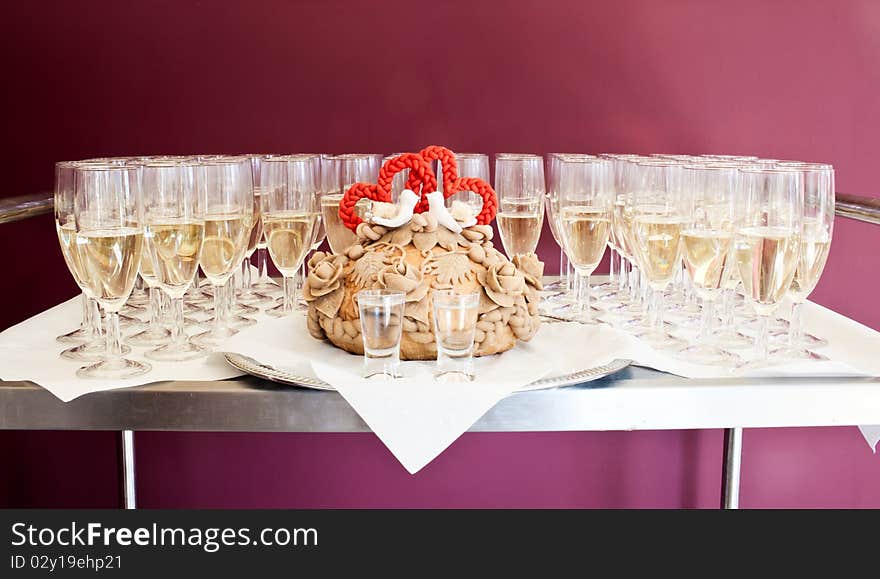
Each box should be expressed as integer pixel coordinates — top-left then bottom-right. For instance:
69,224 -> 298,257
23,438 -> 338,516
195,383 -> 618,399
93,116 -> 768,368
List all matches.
224,353 -> 632,392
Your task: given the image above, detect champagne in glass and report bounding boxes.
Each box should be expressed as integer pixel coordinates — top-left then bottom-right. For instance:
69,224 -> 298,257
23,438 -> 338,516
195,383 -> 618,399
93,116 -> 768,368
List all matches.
263,156 -> 318,317
322,154 -> 380,254
191,157 -> 254,349
554,157 -> 613,324
495,154 -> 545,258
144,161 -> 208,361
628,161 -> 687,348
678,164 -> 741,365
74,164 -> 150,379
734,167 -> 804,365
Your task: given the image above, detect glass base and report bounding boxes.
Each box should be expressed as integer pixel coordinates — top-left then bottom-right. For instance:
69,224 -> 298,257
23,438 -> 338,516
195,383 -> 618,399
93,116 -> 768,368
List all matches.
769,345 -> 829,362
61,340 -> 130,362
434,371 -> 475,383
229,315 -> 257,329
770,330 -> 828,349
543,279 -> 567,291
77,357 -> 151,379
190,326 -> 239,349
182,301 -> 204,314
230,302 -> 259,316
266,302 -> 298,318
635,328 -> 686,350
677,343 -> 741,366
56,326 -> 90,343
710,329 -> 754,350
236,291 -> 274,307
740,316 -> 788,334
118,314 -> 148,334
125,325 -> 172,347
145,340 -> 208,362
251,278 -> 281,291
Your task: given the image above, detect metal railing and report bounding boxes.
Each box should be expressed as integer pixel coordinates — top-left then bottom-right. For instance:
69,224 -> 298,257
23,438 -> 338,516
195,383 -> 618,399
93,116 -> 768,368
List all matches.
0,192 -> 878,225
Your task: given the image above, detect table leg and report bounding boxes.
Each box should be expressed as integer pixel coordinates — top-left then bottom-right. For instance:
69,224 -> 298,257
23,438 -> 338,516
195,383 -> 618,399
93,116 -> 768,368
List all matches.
721,427 -> 743,509
119,430 -> 137,509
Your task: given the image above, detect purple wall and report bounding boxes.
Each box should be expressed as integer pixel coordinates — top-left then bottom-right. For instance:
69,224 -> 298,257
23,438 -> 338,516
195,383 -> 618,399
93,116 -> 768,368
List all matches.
2,0 -> 879,508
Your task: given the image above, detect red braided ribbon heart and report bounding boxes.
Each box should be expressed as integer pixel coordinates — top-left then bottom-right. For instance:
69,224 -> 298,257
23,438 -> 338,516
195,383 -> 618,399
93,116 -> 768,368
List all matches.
339,146 -> 498,232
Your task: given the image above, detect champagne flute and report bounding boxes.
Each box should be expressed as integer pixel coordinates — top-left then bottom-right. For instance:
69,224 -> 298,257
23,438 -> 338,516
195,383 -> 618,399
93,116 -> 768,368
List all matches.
250,155 -> 282,294
734,167 -> 803,365
495,154 -> 545,258
556,157 -> 613,324
55,161 -> 116,361
773,162 -> 835,358
191,156 -> 254,349
142,160 -> 207,361
73,164 -> 150,378
629,160 -> 687,348
263,156 -> 318,317
55,162 -> 98,342
677,164 -> 741,365
237,154 -> 272,307
321,154 -> 380,255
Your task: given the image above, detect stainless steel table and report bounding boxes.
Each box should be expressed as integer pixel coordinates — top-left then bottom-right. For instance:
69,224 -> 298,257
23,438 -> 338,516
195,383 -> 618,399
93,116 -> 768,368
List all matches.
4,366 -> 880,509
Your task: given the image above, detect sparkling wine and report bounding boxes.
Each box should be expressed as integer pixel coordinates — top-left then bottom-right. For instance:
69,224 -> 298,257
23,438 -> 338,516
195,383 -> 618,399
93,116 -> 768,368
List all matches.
146,220 -> 205,298
56,221 -> 87,288
789,234 -> 831,302
497,206 -> 543,257
263,211 -> 316,276
200,214 -> 248,283
560,207 -> 611,273
681,229 -> 732,295
734,226 -> 799,314
321,194 -> 357,254
633,215 -> 684,287
77,227 -> 143,311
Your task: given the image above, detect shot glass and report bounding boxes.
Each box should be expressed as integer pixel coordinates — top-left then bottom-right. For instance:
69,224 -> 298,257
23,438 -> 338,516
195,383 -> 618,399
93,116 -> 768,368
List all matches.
432,290 -> 480,382
357,289 -> 406,379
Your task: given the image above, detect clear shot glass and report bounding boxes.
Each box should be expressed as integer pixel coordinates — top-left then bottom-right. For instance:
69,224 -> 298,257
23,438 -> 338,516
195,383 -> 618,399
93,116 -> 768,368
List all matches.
357,289 -> 406,380
432,290 -> 480,382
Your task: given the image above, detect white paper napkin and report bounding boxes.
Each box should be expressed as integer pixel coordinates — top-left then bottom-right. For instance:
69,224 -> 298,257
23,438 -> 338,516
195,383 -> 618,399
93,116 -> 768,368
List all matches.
0,296 -> 244,402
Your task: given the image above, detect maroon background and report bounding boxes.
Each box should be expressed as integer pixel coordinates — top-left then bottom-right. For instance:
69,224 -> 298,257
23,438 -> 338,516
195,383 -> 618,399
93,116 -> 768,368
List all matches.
2,0 -> 879,508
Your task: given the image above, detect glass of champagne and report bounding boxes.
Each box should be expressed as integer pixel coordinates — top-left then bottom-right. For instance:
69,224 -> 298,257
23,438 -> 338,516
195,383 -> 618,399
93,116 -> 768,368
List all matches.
555,157 -> 613,324
262,156 -> 318,317
55,161 -> 118,360
191,157 -> 254,349
629,160 -> 687,348
773,162 -> 834,358
495,154 -> 545,259
322,154 -> 381,254
141,160 -> 208,361
677,164 -> 741,365
734,167 -> 803,365
238,155 -> 272,307
73,164 -> 150,379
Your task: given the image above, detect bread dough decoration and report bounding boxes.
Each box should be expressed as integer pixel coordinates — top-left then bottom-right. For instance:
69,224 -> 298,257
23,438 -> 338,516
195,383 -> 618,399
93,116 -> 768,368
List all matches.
305,145 -> 543,360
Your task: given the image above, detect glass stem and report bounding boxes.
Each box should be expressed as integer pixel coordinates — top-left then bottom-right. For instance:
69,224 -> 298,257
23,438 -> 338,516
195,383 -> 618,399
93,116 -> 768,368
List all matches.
78,292 -> 89,332
89,298 -> 102,340
756,314 -> 770,360
242,257 -> 253,292
147,286 -> 161,327
105,310 -> 123,362
212,283 -> 227,334
282,275 -> 296,314
608,249 -> 617,287
576,271 -> 591,321
558,246 -> 565,279
789,301 -> 804,347
564,254 -> 573,293
170,297 -> 185,346
699,297 -> 714,342
650,286 -> 664,332
257,247 -> 270,284
629,265 -> 639,304
619,259 -> 629,296
721,289 -> 735,328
